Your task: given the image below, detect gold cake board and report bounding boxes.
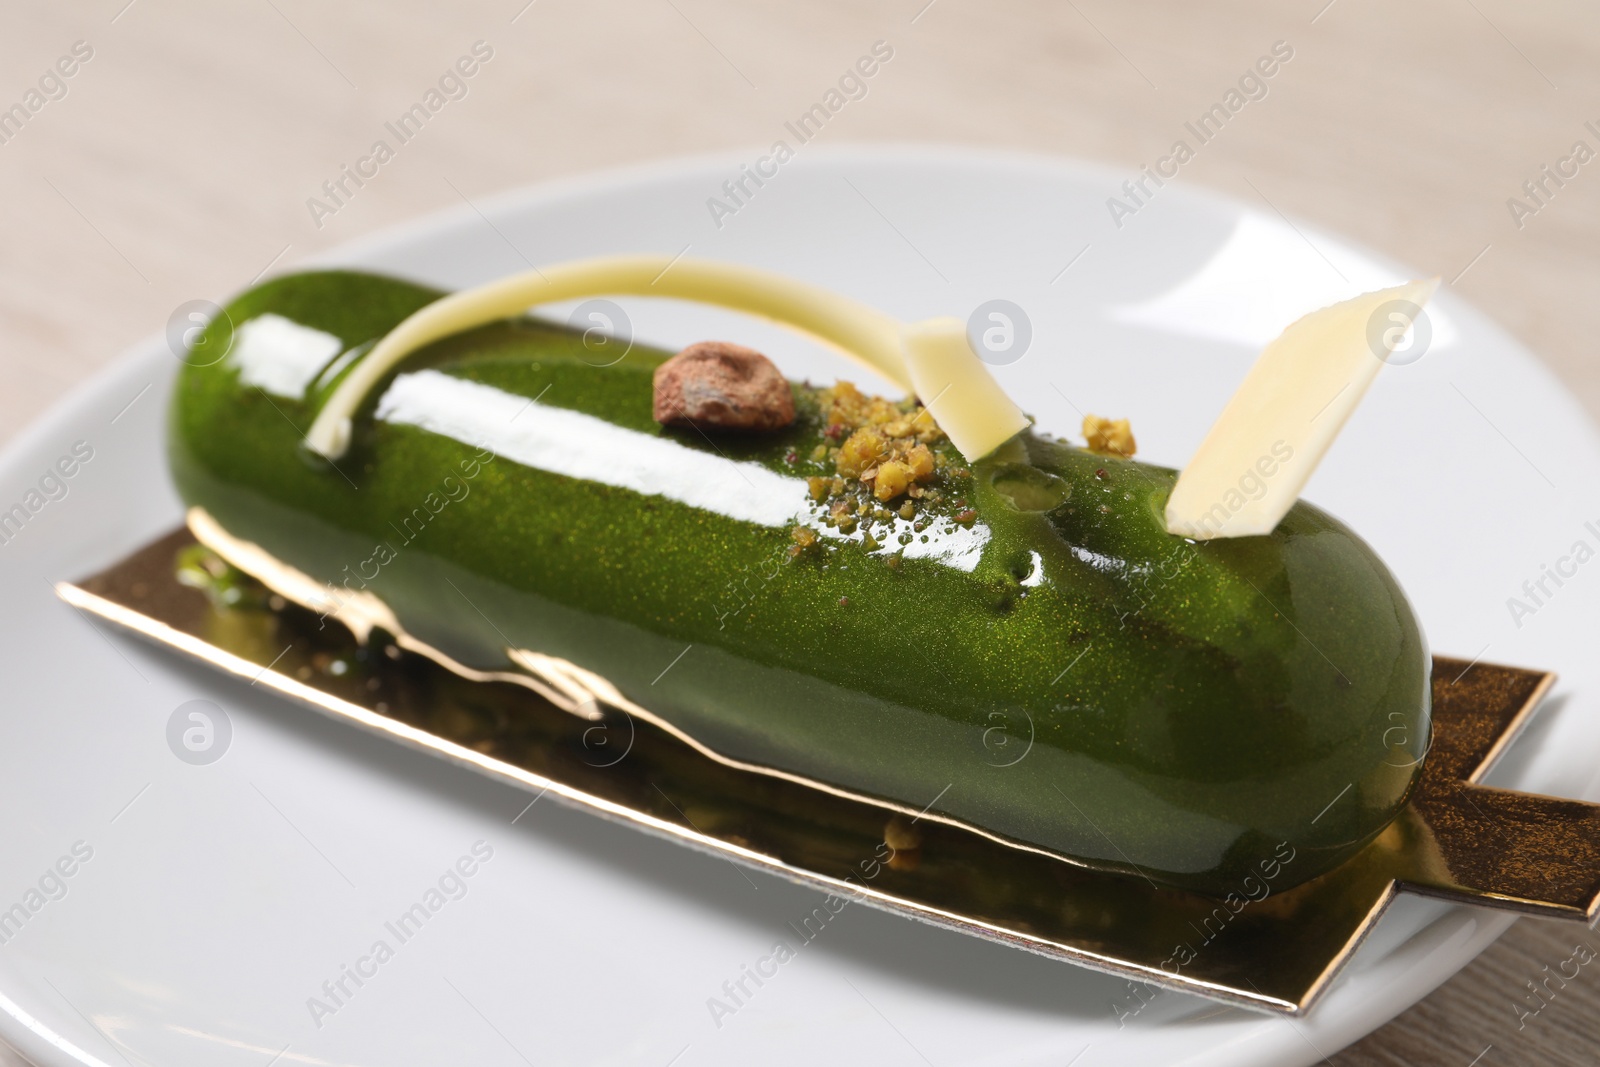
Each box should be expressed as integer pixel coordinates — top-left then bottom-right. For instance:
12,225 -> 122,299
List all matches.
57,528 -> 1600,1015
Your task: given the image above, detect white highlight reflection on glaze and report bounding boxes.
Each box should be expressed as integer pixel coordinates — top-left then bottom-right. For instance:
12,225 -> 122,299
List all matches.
374,369 -> 990,571
228,314 -> 345,399
1111,212 -> 1459,350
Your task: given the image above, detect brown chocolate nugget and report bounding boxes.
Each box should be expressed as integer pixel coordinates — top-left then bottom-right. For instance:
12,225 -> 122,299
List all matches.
653,341 -> 796,431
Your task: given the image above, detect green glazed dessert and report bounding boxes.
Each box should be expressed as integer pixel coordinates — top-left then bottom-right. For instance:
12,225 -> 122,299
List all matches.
168,266 -> 1431,897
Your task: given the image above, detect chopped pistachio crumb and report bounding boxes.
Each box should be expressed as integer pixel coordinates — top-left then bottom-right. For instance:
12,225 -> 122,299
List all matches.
884,814 -> 923,852
837,429 -> 887,478
873,460 -> 913,501
905,443 -> 934,481
796,379 -> 968,552
1083,414 -> 1137,457
820,384 -> 945,502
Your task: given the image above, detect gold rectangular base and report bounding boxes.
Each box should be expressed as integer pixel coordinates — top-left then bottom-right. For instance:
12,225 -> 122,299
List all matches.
57,529 -> 1600,1015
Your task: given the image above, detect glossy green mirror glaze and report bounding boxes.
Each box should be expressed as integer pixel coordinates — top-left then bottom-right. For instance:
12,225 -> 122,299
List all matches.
168,270 -> 1431,896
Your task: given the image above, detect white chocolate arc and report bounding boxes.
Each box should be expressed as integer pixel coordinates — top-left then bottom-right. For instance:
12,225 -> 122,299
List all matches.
303,254 -> 912,460
1164,278 -> 1440,540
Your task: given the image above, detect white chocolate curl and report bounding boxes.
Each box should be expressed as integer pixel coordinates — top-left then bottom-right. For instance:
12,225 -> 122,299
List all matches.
303,255 -> 1027,464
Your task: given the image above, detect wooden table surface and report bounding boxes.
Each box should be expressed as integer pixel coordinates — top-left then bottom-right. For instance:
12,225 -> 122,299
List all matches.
3,1 -> 1598,1062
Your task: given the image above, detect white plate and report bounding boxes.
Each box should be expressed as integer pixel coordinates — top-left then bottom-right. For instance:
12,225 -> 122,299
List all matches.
2,147 -> 1597,1067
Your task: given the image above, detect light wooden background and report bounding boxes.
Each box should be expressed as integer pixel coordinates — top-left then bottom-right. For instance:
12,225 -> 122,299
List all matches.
3,0 -> 1598,1062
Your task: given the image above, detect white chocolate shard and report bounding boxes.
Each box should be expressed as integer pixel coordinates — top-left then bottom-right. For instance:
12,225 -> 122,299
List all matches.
1165,278 -> 1439,540
900,317 -> 1031,461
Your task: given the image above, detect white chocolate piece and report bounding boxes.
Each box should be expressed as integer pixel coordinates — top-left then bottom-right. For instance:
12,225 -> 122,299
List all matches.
901,317 -> 1031,460
1165,278 -> 1439,540
304,255 -> 909,459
